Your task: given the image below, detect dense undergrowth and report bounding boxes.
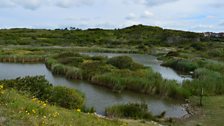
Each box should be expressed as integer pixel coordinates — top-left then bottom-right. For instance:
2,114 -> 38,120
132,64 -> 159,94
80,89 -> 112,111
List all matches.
105,103 -> 154,120
161,49 -> 224,96
0,76 -> 85,110
0,25 -> 203,48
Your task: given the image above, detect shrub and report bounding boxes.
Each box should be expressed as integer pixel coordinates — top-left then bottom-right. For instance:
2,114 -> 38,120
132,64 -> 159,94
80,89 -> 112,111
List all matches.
107,56 -> 144,70
183,68 -> 224,95
51,64 -> 66,75
81,61 -> 113,80
58,57 -> 84,67
3,76 -> 52,100
1,76 -> 85,109
166,80 -> 191,99
105,103 -> 154,120
166,51 -> 180,57
190,43 -> 205,50
91,56 -> 107,61
54,52 -> 82,59
162,59 -> 198,73
45,58 -> 57,68
49,86 -> 85,109
65,67 -> 83,80
208,48 -> 224,57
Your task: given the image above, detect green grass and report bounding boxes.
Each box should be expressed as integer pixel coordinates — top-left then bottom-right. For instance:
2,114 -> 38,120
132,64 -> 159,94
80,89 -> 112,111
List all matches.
0,25 -> 202,48
105,103 -> 154,120
162,58 -> 198,73
92,69 -> 190,99
0,89 -> 122,126
174,96 -> 224,126
1,76 -> 85,110
0,86 -> 160,126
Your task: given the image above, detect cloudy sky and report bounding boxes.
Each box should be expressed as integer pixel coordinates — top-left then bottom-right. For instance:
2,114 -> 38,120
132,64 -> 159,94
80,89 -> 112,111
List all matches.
0,0 -> 224,32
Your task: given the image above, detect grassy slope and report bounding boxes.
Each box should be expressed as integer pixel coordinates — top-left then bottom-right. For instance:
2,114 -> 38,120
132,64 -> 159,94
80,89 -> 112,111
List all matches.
0,89 -> 159,126
0,25 -> 202,47
0,89 -> 120,126
174,96 -> 224,126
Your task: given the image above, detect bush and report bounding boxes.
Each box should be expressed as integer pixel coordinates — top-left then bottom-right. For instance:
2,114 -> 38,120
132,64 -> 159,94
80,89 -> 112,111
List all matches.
45,58 -> 57,68
162,59 -> 198,73
58,57 -> 84,67
190,43 -> 205,50
166,51 -> 180,57
166,80 -> 191,99
65,67 -> 83,80
51,64 -> 66,75
183,68 -> 224,95
1,76 -> 85,109
54,52 -> 82,58
105,103 -> 154,120
107,56 -> 143,70
208,48 -> 224,57
49,86 -> 84,109
81,61 -> 113,80
3,76 -> 52,100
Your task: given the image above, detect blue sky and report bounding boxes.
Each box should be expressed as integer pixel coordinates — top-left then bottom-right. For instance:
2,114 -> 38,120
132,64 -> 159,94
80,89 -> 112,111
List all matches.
0,0 -> 224,32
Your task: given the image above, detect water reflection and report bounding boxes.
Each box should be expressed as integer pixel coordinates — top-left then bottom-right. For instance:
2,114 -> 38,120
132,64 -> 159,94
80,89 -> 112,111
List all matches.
0,62 -> 188,118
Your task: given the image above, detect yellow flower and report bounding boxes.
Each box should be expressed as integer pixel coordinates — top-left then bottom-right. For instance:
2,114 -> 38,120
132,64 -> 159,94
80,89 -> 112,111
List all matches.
43,103 -> 47,107
32,97 -> 37,101
76,109 -> 81,112
0,85 -> 3,89
32,109 -> 36,114
53,112 -> 59,117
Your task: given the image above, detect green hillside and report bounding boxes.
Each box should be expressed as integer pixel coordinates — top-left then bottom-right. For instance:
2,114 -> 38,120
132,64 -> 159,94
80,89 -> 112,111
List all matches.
0,25 -> 203,46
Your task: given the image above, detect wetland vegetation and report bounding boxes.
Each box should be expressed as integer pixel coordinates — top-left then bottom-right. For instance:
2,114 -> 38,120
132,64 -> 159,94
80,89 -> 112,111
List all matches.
0,25 -> 224,126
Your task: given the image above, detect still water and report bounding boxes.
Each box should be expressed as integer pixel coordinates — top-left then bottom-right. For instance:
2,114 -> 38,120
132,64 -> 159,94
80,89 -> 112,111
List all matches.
0,53 -> 190,118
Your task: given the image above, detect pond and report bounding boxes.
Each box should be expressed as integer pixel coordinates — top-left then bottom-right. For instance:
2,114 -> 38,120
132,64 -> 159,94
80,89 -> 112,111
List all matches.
81,52 -> 192,83
0,62 -> 188,118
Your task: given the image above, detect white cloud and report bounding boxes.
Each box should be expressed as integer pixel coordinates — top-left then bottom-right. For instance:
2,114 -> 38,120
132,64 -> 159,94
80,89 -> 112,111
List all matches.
141,10 -> 154,18
11,0 -> 42,10
0,0 -> 94,10
126,13 -> 138,20
0,0 -> 224,32
131,0 -> 179,7
0,0 -> 14,8
125,10 -> 154,20
0,0 -> 44,10
55,0 -> 93,8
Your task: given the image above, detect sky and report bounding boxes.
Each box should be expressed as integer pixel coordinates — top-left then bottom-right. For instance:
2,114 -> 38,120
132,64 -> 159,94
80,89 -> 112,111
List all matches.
0,0 -> 224,32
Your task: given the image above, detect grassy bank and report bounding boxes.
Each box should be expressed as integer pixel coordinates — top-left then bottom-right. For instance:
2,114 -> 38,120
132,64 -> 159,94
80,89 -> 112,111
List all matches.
0,88 -> 122,126
0,55 -> 45,63
0,76 -> 85,110
158,47 -> 224,96
0,79 -> 161,126
174,96 -> 224,126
